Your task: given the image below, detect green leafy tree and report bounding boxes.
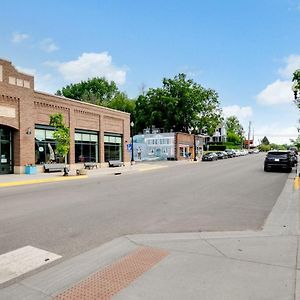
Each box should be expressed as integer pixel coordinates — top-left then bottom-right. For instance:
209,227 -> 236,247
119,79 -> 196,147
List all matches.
56,77 -> 119,106
258,144 -> 271,152
225,116 -> 243,135
106,92 -> 136,115
225,116 -> 244,146
227,131 -> 242,145
290,137 -> 300,150
49,113 -> 70,166
261,136 -> 270,145
135,73 -> 223,134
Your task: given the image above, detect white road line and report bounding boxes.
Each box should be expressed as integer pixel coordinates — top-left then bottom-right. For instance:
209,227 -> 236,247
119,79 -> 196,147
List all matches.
0,245 -> 61,284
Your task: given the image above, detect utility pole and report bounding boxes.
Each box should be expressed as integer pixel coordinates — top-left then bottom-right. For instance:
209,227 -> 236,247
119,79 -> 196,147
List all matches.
248,121 -> 252,151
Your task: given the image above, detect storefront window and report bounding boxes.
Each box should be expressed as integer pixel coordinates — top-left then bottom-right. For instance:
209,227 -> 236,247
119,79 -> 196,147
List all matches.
35,126 -> 63,164
104,134 -> 123,162
75,130 -> 98,163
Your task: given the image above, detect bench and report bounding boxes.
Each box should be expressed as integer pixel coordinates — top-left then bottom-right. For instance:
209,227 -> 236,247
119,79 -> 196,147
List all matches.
84,162 -> 98,169
44,163 -> 66,173
108,160 -> 124,167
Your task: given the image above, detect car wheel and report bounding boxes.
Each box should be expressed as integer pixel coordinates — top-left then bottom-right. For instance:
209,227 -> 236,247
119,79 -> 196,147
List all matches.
264,166 -> 269,172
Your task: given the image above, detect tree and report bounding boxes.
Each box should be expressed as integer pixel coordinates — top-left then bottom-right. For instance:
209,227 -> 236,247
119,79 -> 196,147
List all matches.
135,73 -> 223,134
56,77 -> 119,106
225,116 -> 243,135
292,70 -> 300,109
225,116 -> 244,146
290,137 -> 300,150
49,113 -> 70,174
227,131 -> 242,144
106,92 -> 136,115
261,136 -> 270,145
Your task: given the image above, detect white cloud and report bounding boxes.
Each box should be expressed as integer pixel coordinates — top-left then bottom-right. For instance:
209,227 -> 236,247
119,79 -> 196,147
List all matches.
278,54 -> 300,79
55,52 -> 126,84
40,38 -> 59,53
222,105 -> 253,120
256,79 -> 293,105
256,54 -> 300,106
255,123 -> 298,145
11,32 -> 29,44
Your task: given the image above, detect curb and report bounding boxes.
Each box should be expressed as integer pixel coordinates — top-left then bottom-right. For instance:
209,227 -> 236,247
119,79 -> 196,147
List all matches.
0,175 -> 88,188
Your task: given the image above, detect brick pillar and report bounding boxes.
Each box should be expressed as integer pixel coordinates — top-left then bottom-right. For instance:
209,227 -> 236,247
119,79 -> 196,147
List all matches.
68,108 -> 75,164
99,115 -> 105,164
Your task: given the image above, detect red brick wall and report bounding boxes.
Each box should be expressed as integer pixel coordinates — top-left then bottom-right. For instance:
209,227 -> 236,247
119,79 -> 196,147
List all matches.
0,59 -> 131,173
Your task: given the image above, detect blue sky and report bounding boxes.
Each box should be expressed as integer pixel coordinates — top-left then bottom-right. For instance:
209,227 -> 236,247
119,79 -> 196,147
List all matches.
1,0 -> 300,144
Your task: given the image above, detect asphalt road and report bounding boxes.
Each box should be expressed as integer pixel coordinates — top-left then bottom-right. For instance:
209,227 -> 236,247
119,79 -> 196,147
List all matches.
0,153 -> 289,259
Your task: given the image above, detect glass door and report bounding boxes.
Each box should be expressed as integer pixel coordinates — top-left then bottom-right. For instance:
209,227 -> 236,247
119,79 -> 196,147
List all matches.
0,126 -> 13,174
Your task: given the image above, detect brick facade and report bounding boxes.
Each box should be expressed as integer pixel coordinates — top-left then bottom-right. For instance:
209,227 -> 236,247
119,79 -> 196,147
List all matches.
0,59 -> 130,174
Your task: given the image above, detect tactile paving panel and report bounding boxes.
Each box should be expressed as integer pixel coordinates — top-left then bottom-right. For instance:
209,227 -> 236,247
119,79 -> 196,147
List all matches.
54,246 -> 169,300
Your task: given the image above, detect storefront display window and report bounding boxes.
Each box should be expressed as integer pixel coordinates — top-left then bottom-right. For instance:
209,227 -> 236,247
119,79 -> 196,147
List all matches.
75,130 -> 98,163
104,134 -> 123,162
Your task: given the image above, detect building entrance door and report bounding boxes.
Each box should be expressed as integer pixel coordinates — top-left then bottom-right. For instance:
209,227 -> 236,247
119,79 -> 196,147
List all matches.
0,126 -> 13,174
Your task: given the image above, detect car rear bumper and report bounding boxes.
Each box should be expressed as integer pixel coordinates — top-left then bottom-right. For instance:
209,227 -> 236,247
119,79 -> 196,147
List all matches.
264,163 -> 291,169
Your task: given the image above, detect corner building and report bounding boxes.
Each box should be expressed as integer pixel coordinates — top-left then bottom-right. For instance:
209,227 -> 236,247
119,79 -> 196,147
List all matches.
0,59 -> 130,174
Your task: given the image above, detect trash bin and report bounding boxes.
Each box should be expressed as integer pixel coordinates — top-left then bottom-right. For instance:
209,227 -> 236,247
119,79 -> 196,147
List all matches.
25,165 -> 37,175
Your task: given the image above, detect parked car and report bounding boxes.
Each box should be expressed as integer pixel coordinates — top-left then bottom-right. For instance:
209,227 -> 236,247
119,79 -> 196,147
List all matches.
222,151 -> 229,159
225,149 -> 235,158
216,152 -> 226,159
264,150 -> 293,172
202,152 -> 218,161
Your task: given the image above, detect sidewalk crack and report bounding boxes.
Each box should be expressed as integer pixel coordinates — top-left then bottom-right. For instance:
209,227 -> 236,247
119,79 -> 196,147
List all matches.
202,239 -> 227,258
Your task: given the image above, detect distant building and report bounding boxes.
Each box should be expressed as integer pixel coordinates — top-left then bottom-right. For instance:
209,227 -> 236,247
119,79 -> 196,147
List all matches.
132,132 -> 204,161
202,124 -> 227,145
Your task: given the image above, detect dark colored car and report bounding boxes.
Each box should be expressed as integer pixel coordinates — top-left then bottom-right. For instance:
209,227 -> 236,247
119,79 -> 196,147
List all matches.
202,153 -> 218,161
264,151 -> 293,172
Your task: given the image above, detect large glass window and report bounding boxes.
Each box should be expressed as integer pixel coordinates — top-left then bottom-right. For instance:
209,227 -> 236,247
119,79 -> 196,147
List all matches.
35,126 -> 64,164
75,130 -> 98,163
104,134 -> 123,162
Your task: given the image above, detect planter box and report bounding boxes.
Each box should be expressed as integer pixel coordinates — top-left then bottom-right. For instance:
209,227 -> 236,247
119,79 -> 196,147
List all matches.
25,165 -> 37,175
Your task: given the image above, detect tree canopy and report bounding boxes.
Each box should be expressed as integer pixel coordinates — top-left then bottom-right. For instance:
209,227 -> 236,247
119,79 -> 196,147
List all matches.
134,73 -> 223,134
56,77 -> 135,116
225,116 -> 244,145
261,136 -> 270,145
56,77 -> 120,106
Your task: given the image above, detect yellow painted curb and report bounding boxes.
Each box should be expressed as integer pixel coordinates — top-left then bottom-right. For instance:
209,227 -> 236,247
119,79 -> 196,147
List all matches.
293,177 -> 300,190
0,175 -> 88,188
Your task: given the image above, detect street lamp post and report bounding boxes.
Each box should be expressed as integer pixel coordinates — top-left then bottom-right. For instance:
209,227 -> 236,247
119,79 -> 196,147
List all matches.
130,121 -> 134,164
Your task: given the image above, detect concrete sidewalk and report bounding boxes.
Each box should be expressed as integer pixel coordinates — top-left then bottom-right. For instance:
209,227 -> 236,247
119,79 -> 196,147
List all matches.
0,161 -> 178,187
0,171 -> 299,299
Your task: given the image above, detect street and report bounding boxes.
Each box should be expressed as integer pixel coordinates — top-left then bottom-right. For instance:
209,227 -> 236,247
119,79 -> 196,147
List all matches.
0,153 -> 288,261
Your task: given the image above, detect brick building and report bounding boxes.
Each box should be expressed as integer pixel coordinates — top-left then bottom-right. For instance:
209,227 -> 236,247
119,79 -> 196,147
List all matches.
0,59 -> 130,174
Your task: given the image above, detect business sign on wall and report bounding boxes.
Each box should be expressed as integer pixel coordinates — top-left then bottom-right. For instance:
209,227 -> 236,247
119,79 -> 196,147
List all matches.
0,106 -> 16,118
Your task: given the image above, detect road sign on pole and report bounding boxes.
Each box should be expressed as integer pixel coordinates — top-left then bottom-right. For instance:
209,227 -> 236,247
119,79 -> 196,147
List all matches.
127,144 -> 132,152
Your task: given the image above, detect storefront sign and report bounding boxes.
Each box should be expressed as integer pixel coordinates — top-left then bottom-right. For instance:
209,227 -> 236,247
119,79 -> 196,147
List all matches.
0,106 -> 15,118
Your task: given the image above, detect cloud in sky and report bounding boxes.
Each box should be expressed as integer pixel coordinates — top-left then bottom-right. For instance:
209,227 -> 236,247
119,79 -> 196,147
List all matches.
54,52 -> 126,84
278,54 -> 300,79
256,79 -> 293,105
222,105 -> 253,120
256,55 -> 300,106
40,38 -> 59,53
11,32 -> 29,44
254,123 -> 298,145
